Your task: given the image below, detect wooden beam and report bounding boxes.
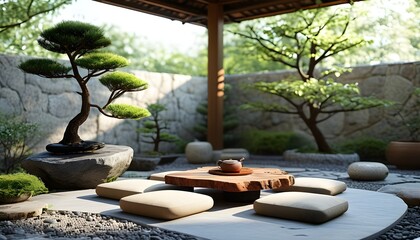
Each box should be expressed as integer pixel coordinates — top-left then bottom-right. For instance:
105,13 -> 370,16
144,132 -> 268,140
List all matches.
207,3 -> 224,150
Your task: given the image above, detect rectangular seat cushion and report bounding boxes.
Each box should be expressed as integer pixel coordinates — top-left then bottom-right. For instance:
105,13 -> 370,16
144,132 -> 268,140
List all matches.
149,171 -> 183,181
95,179 -> 189,200
120,190 -> 214,220
273,177 -> 347,195
254,192 -> 348,224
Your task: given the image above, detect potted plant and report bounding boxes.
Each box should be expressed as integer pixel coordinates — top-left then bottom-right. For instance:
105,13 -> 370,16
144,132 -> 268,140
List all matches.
19,20 -> 151,153
386,88 -> 420,169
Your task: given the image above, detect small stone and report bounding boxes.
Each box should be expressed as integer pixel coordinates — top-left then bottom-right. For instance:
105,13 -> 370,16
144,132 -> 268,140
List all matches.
185,141 -> 213,164
43,219 -> 57,224
347,162 -> 389,181
378,183 -> 420,206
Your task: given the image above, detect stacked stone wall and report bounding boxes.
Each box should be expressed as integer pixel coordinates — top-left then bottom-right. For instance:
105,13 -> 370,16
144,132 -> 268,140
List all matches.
1,53 -> 419,153
225,62 -> 420,145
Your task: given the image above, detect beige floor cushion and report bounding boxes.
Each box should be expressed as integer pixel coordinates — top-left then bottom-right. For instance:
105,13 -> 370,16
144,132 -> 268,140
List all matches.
149,171 -> 183,181
120,190 -> 214,220
95,179 -> 188,200
254,192 -> 348,224
273,177 -> 347,195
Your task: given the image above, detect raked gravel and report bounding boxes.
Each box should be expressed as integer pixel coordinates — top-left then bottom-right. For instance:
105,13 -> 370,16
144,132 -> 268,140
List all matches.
1,156 -> 419,240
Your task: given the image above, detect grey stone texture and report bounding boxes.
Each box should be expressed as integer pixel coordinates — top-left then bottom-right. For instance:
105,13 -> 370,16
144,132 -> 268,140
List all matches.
22,145 -> 133,189
378,183 -> 420,206
347,161 -> 389,181
1,54 -> 420,154
185,141 -> 214,164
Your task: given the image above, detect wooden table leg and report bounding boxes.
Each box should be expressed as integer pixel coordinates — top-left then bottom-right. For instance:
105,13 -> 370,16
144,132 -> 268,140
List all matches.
223,191 -> 260,202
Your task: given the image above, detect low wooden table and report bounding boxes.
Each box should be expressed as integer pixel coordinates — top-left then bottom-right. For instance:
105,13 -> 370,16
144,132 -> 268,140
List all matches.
165,166 -> 295,202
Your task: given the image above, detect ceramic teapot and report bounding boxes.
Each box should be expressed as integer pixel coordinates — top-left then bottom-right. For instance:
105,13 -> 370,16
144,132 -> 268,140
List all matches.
217,157 -> 244,173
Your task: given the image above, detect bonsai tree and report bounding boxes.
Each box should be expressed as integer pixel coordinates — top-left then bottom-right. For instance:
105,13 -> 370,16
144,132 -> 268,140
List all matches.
19,21 -> 151,153
138,103 -> 180,154
237,8 -> 392,153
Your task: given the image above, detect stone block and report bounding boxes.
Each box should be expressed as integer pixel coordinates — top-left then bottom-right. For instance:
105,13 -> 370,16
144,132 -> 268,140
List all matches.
378,183 -> 420,207
22,145 -> 133,190
185,141 -> 213,164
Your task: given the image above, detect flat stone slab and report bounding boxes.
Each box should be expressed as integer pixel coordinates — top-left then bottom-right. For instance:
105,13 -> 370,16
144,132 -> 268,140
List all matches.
283,149 -> 359,165
0,200 -> 47,220
29,188 -> 407,240
378,183 -> 420,206
22,145 -> 133,189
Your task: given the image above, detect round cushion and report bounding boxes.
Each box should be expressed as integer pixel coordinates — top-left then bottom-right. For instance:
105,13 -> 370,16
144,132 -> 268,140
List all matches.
185,141 -> 213,164
347,162 -> 389,181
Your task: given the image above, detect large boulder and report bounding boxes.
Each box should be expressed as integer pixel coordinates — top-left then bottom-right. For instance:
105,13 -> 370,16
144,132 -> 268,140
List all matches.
22,145 -> 133,190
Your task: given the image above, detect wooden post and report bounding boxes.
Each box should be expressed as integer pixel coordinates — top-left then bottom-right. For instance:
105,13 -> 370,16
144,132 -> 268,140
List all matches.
207,3 -> 224,150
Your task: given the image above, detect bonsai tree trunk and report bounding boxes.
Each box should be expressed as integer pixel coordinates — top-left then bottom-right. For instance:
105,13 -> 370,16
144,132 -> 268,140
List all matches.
59,83 -> 90,145
58,58 -> 90,145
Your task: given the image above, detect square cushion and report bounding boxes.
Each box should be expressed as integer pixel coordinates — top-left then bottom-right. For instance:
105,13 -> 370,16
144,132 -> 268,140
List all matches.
120,190 -> 214,220
273,177 -> 347,195
254,192 -> 348,224
149,171 -> 183,181
96,179 -> 188,200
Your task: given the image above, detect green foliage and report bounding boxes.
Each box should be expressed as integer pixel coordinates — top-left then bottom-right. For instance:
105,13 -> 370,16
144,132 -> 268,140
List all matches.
194,84 -> 239,146
99,72 -> 148,91
0,113 -> 39,173
240,130 -> 309,155
0,173 -> 48,198
75,52 -> 129,70
243,78 -> 392,113
105,104 -> 151,120
138,103 -> 181,153
38,21 -> 111,53
336,137 -> 387,162
19,20 -> 151,146
19,59 -> 71,77
0,0 -> 71,57
237,8 -> 393,153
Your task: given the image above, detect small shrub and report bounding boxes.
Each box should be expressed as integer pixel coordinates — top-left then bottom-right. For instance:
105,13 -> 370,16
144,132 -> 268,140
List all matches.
0,173 -> 48,198
0,113 -> 39,173
336,137 -> 387,162
241,130 -> 311,155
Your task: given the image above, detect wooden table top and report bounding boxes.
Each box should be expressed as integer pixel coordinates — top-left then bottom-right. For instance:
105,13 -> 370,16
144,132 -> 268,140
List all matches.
165,166 -> 295,192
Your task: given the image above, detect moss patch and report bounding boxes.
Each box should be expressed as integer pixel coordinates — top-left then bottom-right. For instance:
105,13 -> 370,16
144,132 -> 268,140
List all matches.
0,173 -> 48,198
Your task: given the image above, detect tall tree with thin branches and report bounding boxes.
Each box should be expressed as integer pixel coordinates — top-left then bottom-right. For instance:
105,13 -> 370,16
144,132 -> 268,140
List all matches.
238,8 -> 392,153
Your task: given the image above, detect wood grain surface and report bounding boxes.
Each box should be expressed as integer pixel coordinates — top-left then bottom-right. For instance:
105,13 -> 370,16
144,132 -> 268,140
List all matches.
165,166 -> 295,192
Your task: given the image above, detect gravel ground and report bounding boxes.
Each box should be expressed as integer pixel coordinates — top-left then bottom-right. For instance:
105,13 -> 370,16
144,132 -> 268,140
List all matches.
1,156 -> 419,240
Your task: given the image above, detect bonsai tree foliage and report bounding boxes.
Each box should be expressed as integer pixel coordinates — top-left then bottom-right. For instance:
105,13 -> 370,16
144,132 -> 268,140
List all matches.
238,8 -> 392,153
138,103 -> 180,154
19,21 -> 151,152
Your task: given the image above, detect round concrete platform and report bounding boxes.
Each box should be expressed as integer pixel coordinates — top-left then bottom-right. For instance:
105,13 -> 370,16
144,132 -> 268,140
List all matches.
26,187 -> 407,240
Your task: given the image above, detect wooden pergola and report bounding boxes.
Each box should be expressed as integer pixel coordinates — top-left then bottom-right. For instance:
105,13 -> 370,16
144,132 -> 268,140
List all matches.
93,0 -> 360,150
